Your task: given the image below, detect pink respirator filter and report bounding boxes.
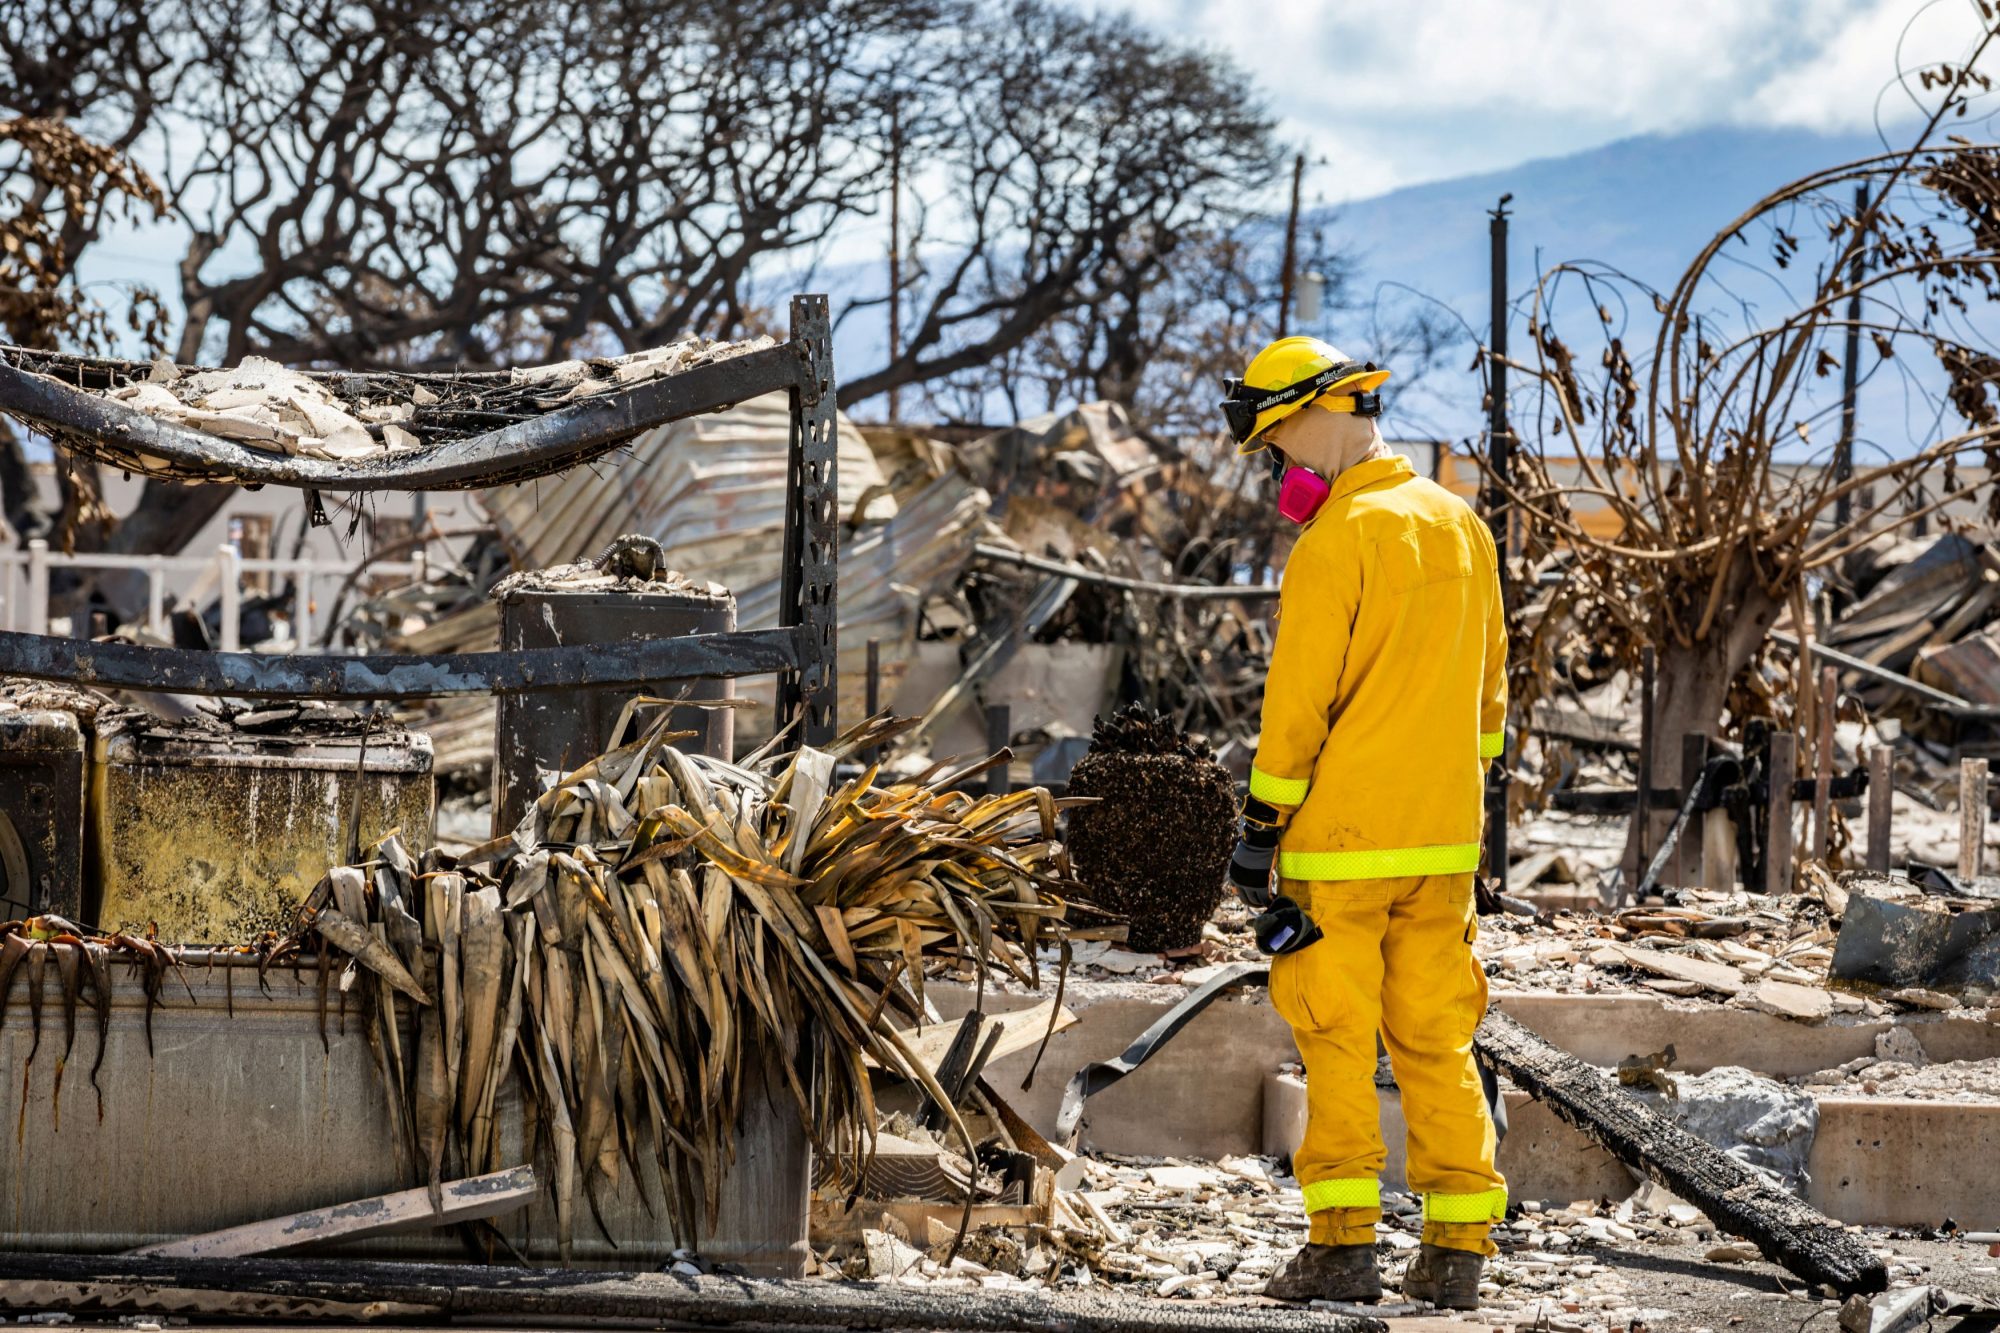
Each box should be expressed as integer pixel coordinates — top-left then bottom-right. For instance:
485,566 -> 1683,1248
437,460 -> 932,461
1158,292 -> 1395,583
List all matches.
1277,466 -> 1332,524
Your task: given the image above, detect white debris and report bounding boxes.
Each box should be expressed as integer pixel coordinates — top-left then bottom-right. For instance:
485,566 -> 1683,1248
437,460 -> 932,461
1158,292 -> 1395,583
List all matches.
104,356 -> 385,461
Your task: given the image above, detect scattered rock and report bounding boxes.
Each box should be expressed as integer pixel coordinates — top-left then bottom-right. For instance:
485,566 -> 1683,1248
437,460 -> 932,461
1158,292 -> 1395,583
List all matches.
1611,943 -> 1746,995
863,1228 -> 928,1281
1706,1242 -> 1763,1263
1875,1026 -> 1929,1065
1887,987 -> 1959,1011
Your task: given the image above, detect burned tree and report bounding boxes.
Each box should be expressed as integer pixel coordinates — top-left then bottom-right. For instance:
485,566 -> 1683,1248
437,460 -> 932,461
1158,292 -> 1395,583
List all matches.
0,114 -> 168,549
837,1 -> 1276,418
1501,36 -> 2000,877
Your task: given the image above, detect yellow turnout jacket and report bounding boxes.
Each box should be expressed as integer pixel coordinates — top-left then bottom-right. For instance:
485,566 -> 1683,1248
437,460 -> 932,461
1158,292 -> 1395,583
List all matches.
1249,455 -> 1506,880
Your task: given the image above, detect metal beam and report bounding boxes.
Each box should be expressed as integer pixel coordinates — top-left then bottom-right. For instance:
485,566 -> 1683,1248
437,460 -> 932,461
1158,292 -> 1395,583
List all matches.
0,343 -> 809,492
777,294 -> 839,746
1770,630 -> 1995,713
973,544 -> 1282,600
0,627 -> 803,700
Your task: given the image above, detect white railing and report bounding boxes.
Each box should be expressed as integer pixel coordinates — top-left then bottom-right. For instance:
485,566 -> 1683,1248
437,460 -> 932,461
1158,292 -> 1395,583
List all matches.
0,539 -> 423,651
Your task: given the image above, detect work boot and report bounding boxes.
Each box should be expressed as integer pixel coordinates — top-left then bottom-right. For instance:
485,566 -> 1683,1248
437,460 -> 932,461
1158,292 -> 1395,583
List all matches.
1400,1242 -> 1485,1310
1263,1243 -> 1382,1303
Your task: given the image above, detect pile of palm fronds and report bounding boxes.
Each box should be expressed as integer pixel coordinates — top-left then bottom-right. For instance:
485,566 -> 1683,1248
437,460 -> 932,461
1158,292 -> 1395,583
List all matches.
294,705 -> 1080,1258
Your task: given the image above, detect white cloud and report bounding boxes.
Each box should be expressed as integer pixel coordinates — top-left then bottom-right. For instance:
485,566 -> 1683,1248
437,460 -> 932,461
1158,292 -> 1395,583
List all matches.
1091,0 -> 1990,200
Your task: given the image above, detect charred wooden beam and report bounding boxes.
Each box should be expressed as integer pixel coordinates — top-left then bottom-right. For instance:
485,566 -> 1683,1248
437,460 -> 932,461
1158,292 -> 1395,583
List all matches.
1550,770 -> 1866,815
1474,1010 -> 1887,1297
0,1252 -> 1386,1332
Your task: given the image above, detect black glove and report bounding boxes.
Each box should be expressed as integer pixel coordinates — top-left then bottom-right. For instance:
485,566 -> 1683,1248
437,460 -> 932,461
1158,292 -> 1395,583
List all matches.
1230,837 -> 1275,908
1253,895 -> 1324,955
1230,793 -> 1284,909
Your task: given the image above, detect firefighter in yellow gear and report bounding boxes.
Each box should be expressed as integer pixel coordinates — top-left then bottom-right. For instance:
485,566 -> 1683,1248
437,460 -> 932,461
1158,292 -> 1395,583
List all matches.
1218,336 -> 1507,1309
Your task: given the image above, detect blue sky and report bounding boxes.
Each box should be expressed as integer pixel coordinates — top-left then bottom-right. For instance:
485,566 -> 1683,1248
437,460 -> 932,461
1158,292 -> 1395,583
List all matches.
1080,0 -> 1990,209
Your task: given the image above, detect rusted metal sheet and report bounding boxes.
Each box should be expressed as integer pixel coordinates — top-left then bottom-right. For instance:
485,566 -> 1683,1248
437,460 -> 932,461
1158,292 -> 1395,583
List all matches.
0,343 -> 810,492
478,391 -> 894,587
0,960 -> 809,1273
0,627 -> 803,700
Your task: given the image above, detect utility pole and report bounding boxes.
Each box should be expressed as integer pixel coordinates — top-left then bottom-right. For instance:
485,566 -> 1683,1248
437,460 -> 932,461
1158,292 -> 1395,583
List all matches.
886,105 -> 904,424
1277,151 -> 1305,337
1834,183 -> 1868,532
1484,193 -> 1513,889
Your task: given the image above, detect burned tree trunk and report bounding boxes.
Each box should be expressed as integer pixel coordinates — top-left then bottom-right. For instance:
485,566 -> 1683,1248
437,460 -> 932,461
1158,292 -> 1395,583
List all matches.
1620,573 -> 1783,888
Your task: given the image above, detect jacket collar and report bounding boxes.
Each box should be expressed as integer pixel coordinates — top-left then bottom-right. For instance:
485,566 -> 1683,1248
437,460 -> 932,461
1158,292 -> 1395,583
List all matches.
1326,453 -> 1414,505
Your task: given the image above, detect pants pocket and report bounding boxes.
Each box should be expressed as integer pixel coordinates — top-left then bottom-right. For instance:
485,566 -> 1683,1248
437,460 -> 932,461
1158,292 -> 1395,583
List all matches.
1269,950 -> 1313,1031
1271,935 -> 1339,1034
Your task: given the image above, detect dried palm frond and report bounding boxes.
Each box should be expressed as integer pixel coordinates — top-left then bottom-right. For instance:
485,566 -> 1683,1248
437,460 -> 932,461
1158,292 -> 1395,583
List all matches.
295,708 -> 1082,1259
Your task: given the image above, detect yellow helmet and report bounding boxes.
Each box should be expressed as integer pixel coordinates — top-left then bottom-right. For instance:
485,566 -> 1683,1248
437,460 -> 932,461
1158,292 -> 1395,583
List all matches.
1220,336 -> 1391,455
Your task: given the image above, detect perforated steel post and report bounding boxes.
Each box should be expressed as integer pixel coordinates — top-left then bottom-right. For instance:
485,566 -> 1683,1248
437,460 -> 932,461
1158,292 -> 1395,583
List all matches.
778,295 -> 839,747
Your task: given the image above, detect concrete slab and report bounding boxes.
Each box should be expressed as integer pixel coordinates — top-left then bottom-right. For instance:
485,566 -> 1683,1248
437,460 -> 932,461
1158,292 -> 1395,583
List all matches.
1261,1077 -> 2000,1229
1490,991 -> 2000,1078
930,981 -> 1293,1160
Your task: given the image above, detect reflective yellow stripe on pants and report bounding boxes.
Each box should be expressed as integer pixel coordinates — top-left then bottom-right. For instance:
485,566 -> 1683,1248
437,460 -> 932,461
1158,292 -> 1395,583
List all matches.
1269,873 -> 1505,1256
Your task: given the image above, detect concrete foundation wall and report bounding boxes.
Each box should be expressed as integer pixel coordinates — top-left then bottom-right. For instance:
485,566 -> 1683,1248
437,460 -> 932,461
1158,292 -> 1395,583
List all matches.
1262,1074 -> 2000,1229
932,979 -> 2000,1228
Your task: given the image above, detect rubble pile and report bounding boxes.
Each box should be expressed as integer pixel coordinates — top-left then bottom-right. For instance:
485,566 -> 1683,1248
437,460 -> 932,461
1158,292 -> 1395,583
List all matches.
808,1146 -> 1987,1331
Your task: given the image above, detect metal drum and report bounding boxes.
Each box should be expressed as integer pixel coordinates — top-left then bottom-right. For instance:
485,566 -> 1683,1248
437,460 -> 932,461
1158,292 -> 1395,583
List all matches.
492,567 -> 737,834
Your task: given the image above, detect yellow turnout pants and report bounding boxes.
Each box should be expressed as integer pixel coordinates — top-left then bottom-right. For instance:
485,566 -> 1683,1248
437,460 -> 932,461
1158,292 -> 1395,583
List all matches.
1269,873 -> 1505,1255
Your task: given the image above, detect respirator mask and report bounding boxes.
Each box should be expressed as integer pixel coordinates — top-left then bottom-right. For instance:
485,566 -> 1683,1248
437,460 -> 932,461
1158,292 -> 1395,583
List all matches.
1272,454 -> 1333,525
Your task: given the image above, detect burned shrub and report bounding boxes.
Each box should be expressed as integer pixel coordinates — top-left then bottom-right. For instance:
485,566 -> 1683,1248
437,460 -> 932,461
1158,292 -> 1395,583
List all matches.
1064,706 -> 1235,952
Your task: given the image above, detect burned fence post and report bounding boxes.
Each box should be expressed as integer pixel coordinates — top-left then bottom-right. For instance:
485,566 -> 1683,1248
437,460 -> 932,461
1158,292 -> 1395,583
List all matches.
23,539 -> 50,636
1765,730 -> 1796,894
865,638 -> 882,766
1867,745 -> 1893,873
218,543 -> 242,653
1813,665 -> 1837,863
1675,732 -> 1708,891
1962,757 -> 1989,882
985,705 -> 1011,796
866,638 -> 881,719
1634,645 -> 1655,875
1700,785 -> 1738,892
